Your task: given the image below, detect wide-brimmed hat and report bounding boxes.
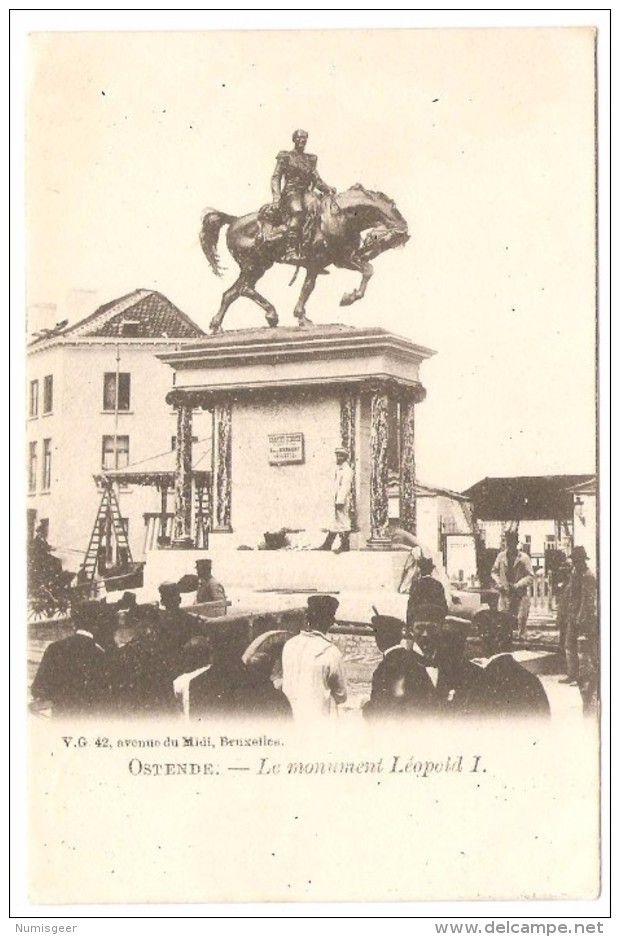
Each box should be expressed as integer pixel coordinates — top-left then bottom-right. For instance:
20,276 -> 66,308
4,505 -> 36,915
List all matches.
570,546 -> 589,561
334,446 -> 349,457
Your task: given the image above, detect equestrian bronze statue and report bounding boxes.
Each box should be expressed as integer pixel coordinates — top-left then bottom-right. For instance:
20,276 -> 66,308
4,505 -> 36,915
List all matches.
200,130 -> 409,333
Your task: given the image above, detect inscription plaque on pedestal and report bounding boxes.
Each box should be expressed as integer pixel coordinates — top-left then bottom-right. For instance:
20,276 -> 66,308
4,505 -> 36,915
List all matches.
268,432 -> 305,465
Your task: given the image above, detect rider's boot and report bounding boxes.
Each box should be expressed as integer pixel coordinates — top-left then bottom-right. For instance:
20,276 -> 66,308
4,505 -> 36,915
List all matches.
283,226 -> 302,263
283,223 -> 330,275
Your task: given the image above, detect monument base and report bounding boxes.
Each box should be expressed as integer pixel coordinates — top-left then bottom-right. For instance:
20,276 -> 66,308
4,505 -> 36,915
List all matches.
143,546 -> 410,596
159,325 -> 435,548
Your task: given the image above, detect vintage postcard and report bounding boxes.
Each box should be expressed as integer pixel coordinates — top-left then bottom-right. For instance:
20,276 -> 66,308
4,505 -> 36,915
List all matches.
21,24 -> 602,908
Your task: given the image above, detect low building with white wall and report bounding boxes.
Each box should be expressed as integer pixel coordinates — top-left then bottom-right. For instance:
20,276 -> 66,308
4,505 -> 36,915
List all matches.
463,474 -> 594,574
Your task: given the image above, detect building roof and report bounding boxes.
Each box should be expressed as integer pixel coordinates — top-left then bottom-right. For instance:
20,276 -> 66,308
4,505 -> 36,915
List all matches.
387,472 -> 471,502
29,289 -> 204,346
462,475 -> 593,521
565,476 -> 597,496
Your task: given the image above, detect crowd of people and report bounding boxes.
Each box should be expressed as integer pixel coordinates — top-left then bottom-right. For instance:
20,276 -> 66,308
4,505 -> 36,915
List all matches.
364,604 -> 550,722
31,575 -> 573,723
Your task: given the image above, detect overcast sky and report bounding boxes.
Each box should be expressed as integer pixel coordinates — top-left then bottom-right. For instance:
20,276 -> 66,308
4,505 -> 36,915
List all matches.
25,27 -> 597,491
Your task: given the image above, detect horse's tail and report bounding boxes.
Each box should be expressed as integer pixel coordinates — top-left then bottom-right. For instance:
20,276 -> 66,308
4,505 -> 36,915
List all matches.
199,208 -> 236,277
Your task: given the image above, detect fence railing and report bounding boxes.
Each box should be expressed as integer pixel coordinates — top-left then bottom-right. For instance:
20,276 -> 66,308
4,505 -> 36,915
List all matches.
528,572 -> 554,610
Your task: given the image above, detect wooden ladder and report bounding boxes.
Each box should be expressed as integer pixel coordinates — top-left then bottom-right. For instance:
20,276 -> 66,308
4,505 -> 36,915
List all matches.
82,482 -> 133,582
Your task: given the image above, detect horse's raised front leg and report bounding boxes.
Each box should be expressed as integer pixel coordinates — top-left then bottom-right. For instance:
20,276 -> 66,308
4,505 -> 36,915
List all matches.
293,269 -> 318,326
338,259 -> 374,307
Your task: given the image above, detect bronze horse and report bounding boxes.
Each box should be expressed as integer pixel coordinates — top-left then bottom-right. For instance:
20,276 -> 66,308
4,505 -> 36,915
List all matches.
200,184 -> 409,333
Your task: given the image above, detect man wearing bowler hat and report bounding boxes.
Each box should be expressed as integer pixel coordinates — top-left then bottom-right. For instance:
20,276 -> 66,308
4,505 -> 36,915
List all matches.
406,556 -> 449,628
363,613 -> 438,722
320,447 -> 354,553
282,595 -> 347,721
560,545 -> 598,693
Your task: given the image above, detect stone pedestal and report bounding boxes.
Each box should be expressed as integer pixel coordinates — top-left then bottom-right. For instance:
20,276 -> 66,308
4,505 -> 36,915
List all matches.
161,325 -> 433,550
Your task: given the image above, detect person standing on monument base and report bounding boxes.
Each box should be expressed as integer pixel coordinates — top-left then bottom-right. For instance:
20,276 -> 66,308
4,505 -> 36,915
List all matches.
281,595 -> 347,721
491,529 -> 534,640
320,447 -> 354,553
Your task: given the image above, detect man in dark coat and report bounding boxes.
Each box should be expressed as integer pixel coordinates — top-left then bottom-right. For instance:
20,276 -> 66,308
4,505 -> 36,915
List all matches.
406,557 -> 449,629
190,633 -> 250,719
473,610 -> 551,720
31,602 -> 118,717
115,602 -> 184,717
433,618 -> 488,718
158,582 -> 201,645
363,614 -> 437,722
234,652 -> 293,721
560,546 -> 598,689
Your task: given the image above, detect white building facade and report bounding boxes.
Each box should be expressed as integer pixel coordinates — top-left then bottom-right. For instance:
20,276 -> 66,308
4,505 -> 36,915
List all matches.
26,290 -> 210,572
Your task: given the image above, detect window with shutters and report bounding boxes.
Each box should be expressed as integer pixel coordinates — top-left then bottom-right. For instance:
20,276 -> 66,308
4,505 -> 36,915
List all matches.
28,442 -> 37,492
42,438 -> 52,490
29,380 -> 39,418
43,375 -> 54,414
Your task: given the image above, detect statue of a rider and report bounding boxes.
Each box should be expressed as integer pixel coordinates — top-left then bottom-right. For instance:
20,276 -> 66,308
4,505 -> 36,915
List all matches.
270,129 -> 335,264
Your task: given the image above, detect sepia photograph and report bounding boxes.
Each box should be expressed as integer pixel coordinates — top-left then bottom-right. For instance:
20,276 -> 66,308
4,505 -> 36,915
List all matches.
12,13 -> 609,917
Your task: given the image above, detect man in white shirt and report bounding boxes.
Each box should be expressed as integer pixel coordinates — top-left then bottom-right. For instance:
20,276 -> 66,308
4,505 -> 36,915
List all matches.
491,529 -> 534,640
172,636 -> 212,719
319,447 -> 354,553
282,595 -> 347,721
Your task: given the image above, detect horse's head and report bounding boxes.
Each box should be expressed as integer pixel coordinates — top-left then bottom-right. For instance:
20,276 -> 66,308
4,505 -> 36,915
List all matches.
358,224 -> 409,261
339,184 -> 408,245
338,184 -> 409,260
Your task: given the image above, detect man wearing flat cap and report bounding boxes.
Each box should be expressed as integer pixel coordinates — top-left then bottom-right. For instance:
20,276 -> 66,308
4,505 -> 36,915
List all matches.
194,559 -> 228,617
282,595 -> 347,721
560,546 -> 598,705
157,580 -> 203,644
320,447 -> 354,553
363,613 -> 437,722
